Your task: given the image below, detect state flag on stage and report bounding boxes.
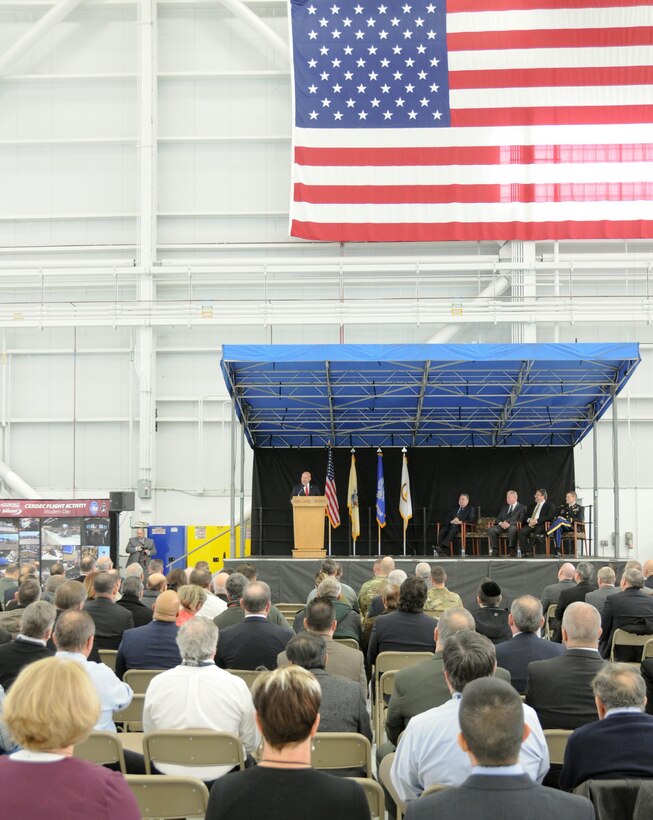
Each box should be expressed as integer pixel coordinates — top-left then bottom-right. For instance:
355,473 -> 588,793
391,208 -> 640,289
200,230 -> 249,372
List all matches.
376,448 -> 386,528
399,450 -> 412,529
325,444 -> 340,527
288,0 -> 653,242
347,451 -> 361,541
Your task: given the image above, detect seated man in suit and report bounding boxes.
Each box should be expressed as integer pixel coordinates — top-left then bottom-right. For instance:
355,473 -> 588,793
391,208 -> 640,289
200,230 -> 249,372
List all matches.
216,581 -> 292,670
0,601 -> 55,690
487,490 -> 526,557
0,578 -> 41,637
585,565 -> 619,614
517,489 -> 555,556
390,631 -> 548,801
547,491 -> 584,557
115,590 -> 182,679
290,470 -> 321,498
553,561 -> 596,642
495,595 -> 565,694
304,576 -> 361,643
116,576 -> 153,628
599,567 -> 653,660
436,493 -> 474,556
83,571 -> 134,651
406,677 -> 593,820
560,662 -> 653,791
472,580 -> 511,646
526,601 -> 606,729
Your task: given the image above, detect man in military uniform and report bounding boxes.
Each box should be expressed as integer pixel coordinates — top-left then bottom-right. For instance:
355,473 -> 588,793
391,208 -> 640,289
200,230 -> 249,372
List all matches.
358,555 -> 395,619
547,492 -> 584,556
423,565 -> 463,619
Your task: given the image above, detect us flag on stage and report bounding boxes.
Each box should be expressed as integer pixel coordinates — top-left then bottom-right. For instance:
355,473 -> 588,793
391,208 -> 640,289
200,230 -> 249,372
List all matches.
289,0 -> 653,242
325,446 -> 340,527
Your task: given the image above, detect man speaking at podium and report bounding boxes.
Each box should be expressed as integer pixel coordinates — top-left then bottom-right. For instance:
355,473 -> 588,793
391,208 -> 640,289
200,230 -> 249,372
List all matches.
291,471 -> 321,499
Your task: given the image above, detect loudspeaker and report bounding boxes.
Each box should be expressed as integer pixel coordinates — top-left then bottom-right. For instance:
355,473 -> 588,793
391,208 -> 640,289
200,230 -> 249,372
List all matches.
109,491 -> 136,512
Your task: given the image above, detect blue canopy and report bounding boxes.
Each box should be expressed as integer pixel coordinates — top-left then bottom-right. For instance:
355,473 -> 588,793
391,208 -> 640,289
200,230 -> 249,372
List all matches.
220,343 -> 640,448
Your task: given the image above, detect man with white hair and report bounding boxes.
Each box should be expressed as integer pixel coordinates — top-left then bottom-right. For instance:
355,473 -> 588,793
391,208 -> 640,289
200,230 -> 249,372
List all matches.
415,563 -> 432,586
585,566 -> 619,613
0,601 -> 56,689
96,555 -> 113,573
306,559 -> 358,610
124,563 -> 144,581
144,617 -> 259,784
117,576 -> 153,627
309,576 -> 362,643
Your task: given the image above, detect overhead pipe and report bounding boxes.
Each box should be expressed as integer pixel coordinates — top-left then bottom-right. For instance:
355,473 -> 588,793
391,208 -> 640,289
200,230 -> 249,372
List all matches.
0,459 -> 40,498
427,274 -> 511,342
217,0 -> 289,66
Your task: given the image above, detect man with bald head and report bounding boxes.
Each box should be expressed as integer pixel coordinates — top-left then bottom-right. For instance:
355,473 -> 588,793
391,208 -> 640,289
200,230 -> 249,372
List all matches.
143,572 -> 167,609
358,555 -> 395,618
526,601 -> 605,729
541,562 -> 576,639
115,590 -> 182,679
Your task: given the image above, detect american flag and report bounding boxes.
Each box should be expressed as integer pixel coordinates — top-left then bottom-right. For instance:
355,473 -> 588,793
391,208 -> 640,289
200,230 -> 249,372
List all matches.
289,0 -> 653,242
325,445 -> 341,527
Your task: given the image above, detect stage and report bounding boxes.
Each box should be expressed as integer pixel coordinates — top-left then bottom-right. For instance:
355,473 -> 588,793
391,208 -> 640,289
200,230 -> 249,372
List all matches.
223,556 -> 624,611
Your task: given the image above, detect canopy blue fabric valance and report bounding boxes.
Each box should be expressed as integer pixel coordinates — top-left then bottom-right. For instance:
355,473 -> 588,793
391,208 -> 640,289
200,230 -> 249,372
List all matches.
220,343 -> 640,448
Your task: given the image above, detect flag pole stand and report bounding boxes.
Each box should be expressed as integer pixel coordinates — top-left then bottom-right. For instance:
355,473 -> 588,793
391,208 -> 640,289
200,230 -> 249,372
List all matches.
377,523 -> 381,555
352,537 -> 356,558
403,525 -> 407,557
328,520 -> 332,556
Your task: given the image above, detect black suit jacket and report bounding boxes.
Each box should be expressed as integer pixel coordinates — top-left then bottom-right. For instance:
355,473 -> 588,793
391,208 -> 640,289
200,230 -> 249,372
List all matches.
495,632 -> 565,693
0,638 -> 54,690
494,502 -> 526,525
117,594 -> 154,628
405,773 -> 594,820
445,504 -> 474,524
291,482 -> 322,497
525,500 -> 555,525
83,597 -> 134,650
525,647 -> 606,729
599,587 -> 653,659
367,610 -> 436,668
216,616 -> 291,670
553,581 -> 597,642
473,606 -> 512,645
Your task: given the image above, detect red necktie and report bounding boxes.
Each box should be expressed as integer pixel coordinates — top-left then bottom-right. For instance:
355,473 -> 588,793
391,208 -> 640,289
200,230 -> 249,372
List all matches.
305,485 -> 308,496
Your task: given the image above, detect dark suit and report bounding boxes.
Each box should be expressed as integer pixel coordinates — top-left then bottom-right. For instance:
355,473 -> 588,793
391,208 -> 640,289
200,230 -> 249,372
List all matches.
473,606 -> 512,645
84,597 -> 134,651
125,535 -> 156,568
47,610 -> 100,663
116,594 -> 154,628
488,502 -> 527,552
495,632 -> 565,693
115,619 -> 181,679
312,668 -> 372,740
214,602 -> 291,632
599,587 -> 653,660
585,585 -> 619,614
216,616 -> 291,670
560,711 -> 653,791
291,481 -> 321,497
405,773 -> 594,820
385,652 -> 511,746
437,504 -> 474,552
641,659 -> 653,715
526,647 -> 606,729
518,500 -> 555,554
0,637 -> 54,690
553,581 -> 596,642
367,610 -> 436,669
0,628 -> 10,645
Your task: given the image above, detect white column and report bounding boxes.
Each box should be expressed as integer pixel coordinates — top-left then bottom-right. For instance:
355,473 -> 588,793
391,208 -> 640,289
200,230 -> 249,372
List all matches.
510,241 -> 537,343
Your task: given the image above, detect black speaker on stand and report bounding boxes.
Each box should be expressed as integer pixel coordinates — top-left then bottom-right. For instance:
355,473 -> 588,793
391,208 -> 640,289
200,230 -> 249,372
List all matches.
109,491 -> 136,569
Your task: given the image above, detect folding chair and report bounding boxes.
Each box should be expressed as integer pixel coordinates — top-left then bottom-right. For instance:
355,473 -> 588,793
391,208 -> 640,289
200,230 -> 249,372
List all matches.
123,669 -> 163,695
421,783 -> 450,798
125,775 -> 209,819
98,649 -> 118,672
311,732 -> 372,779
643,637 -> 653,659
376,670 -> 397,745
276,602 -> 305,628
610,629 -> 653,662
544,604 -> 557,640
379,752 -> 406,820
74,730 -> 126,773
143,729 -> 245,775
373,651 -> 433,736
543,729 -> 573,766
348,777 -> 386,819
113,694 -> 145,732
334,637 -> 360,650
227,668 -> 265,690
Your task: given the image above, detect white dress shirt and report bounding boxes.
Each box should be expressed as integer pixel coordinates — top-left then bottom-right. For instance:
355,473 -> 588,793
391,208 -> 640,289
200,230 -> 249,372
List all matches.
391,693 -> 549,801
143,663 -> 259,781
196,593 -> 227,620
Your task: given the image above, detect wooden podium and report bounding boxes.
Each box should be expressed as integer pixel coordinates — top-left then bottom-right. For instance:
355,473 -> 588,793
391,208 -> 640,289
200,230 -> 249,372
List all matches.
291,495 -> 327,559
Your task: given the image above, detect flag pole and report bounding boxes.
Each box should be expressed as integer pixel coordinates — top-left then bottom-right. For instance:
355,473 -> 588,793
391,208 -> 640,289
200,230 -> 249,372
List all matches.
328,519 -> 332,556
401,446 -> 407,556
377,522 -> 381,555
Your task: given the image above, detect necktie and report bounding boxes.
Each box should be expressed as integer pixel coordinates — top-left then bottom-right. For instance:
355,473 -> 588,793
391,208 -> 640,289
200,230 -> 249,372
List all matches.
508,505 -> 513,515
305,484 -> 308,496
457,507 -> 462,516
534,504 -> 541,519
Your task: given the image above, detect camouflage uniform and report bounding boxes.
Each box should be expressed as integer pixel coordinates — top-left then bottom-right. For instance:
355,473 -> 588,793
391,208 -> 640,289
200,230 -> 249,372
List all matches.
358,576 -> 388,618
423,586 -> 463,619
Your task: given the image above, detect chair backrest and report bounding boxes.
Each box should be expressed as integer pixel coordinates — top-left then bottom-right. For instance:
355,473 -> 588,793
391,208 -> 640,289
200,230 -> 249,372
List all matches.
644,638 -> 653,659
113,693 -> 145,731
473,516 -> 494,534
334,636 -> 360,650
227,668 -> 265,690
378,752 -> 407,820
610,629 -> 653,662
74,730 -> 126,773
125,775 -> 209,819
348,777 -> 385,819
143,729 -> 245,774
573,778 -> 650,820
375,670 -> 397,743
276,602 -> 305,627
98,649 -> 118,672
544,604 -> 557,640
124,668 -> 164,694
375,651 -> 434,678
421,783 -> 450,798
311,732 -> 372,778
543,729 -> 573,765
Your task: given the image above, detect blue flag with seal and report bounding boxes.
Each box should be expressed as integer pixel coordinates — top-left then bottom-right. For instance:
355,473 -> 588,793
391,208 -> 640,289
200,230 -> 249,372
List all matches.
376,448 -> 386,528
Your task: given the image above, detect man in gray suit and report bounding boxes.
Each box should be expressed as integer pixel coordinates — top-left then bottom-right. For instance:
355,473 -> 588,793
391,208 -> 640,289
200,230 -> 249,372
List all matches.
286,633 -> 371,776
406,677 -> 594,820
277,597 -> 366,693
125,527 -> 156,569
585,566 -> 619,613
487,490 -> 526,556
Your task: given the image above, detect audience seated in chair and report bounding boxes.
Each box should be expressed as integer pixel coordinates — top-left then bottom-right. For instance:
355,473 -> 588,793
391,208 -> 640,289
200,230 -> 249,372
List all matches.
560,662 -> 653,791
116,576 -> 153,628
599,567 -> 653,660
115,590 -> 182,679
361,577 -> 402,654
306,559 -> 358,611
294,576 -> 362,643
585,566 -> 619,614
0,601 -> 55,691
472,580 -> 511,646
213,569 -> 290,632
0,578 -> 42,637
190,568 -> 227,620
404,677 -> 593,820
141,572 -> 167,609
204,665 -> 369,820
84,572 -> 134,651
358,556 -> 395,620
553,561 -> 596,642
365,569 -> 407,621
422,565 -> 463,619
0,657 -> 140,819
143,616 -> 259,785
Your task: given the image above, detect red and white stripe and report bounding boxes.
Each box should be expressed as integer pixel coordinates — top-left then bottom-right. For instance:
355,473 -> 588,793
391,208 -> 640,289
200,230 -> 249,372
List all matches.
290,1 -> 653,242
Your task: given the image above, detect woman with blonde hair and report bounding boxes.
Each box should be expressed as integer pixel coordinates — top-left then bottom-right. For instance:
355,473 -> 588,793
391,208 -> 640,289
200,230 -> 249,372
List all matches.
205,665 -> 369,820
0,656 -> 139,818
176,583 -> 207,626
